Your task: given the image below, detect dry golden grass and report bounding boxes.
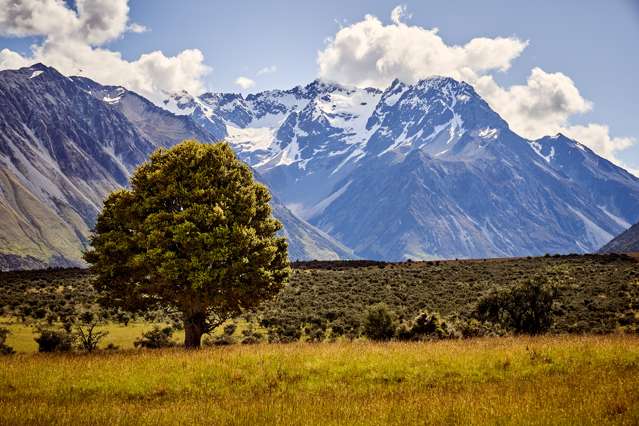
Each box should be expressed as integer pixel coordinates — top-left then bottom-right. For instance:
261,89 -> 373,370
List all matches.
1,335 -> 638,425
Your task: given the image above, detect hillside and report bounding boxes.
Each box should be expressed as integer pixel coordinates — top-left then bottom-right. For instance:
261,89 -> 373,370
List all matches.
599,222 -> 639,253
2,254 -> 637,338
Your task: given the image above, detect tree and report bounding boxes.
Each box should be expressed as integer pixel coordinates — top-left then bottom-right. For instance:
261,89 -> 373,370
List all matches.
84,141 -> 290,348
473,277 -> 556,335
362,303 -> 396,341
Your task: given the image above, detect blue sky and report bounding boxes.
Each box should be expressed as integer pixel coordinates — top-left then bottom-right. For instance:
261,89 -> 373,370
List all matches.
1,0 -> 638,170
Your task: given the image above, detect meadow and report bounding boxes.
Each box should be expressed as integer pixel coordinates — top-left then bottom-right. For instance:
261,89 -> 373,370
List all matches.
1,254 -> 639,425
1,336 -> 638,425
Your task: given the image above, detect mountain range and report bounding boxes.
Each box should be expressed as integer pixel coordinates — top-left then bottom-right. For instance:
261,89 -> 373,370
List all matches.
0,64 -> 350,270
1,63 -> 638,269
166,76 -> 639,260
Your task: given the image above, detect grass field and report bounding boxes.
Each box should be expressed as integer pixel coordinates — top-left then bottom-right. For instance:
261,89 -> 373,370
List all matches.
1,335 -> 638,425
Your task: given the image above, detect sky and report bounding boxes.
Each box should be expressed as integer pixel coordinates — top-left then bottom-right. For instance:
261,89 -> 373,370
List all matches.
0,0 -> 638,172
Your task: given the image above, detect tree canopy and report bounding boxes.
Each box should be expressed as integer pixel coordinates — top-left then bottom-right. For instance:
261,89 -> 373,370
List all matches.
84,140 -> 290,348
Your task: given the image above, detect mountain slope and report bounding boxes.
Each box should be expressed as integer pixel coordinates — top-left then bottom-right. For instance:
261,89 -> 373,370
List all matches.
599,223 -> 639,253
0,64 -> 351,269
172,77 -> 639,260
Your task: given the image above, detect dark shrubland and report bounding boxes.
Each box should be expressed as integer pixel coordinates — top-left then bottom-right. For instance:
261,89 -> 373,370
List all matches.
2,253 -> 639,346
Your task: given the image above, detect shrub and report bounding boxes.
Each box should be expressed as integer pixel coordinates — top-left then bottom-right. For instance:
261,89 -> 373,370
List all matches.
363,303 -> 396,341
240,327 -> 264,344
203,323 -> 238,346
267,325 -> 302,343
134,326 -> 175,349
0,327 -> 15,355
75,315 -> 109,353
396,311 -> 453,340
473,277 -> 556,335
35,329 -> 74,352
454,318 -> 508,338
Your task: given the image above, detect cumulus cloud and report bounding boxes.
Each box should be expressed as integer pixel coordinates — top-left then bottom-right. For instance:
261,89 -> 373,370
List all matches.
561,124 -> 635,164
318,11 -> 527,88
256,65 -> 277,75
317,6 -> 636,167
0,0 -> 209,104
235,76 -> 256,90
473,67 -> 592,139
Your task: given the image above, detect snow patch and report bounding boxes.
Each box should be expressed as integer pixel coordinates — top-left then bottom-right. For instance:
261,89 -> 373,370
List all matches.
303,180 -> 353,219
226,125 -> 277,152
530,141 -> 555,163
598,205 -> 631,229
29,70 -> 44,79
568,206 -> 614,246
103,88 -> 126,105
478,127 -> 499,139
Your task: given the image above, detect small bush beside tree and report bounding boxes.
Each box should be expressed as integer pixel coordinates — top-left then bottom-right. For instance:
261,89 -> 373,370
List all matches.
134,326 -> 176,349
74,311 -> 109,353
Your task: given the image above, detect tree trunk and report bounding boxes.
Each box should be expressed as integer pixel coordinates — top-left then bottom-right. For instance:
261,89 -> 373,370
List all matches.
184,311 -> 206,349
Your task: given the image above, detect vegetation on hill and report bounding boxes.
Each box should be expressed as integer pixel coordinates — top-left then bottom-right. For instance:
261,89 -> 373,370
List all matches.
1,253 -> 638,351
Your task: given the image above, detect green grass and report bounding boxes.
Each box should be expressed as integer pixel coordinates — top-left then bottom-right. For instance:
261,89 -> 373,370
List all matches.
1,336 -> 638,425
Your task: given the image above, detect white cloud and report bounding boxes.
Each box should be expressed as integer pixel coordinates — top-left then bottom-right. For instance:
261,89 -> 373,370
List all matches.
473,67 -> 592,139
0,0 -> 209,104
256,65 -> 277,76
127,23 -> 148,34
317,5 -> 636,167
561,124 -> 635,163
318,11 -> 527,88
235,76 -> 255,90
390,5 -> 411,25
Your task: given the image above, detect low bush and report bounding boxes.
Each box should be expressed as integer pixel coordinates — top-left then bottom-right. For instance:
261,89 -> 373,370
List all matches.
454,318 -> 508,338
0,327 -> 15,355
134,326 -> 175,349
203,324 -> 238,346
34,328 -> 74,353
240,327 -> 264,344
396,311 -> 453,340
267,325 -> 302,343
74,311 -> 109,352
